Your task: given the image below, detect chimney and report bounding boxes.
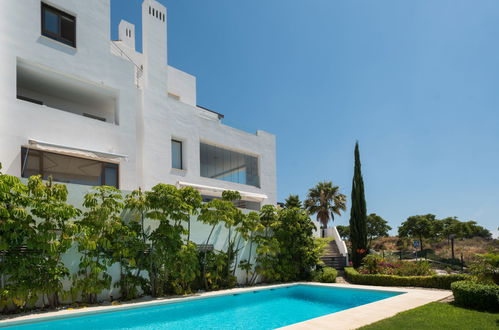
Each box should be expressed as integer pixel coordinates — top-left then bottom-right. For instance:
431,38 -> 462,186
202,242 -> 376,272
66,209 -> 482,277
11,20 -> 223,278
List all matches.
118,20 -> 136,50
141,0 -> 167,89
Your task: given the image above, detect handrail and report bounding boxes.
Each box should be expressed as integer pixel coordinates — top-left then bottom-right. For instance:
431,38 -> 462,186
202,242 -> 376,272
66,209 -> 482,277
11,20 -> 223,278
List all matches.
111,41 -> 143,73
111,41 -> 143,87
330,226 -> 349,264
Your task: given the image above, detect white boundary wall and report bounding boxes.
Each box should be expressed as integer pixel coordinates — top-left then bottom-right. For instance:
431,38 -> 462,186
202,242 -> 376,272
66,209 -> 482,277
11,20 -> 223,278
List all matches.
32,182 -> 259,304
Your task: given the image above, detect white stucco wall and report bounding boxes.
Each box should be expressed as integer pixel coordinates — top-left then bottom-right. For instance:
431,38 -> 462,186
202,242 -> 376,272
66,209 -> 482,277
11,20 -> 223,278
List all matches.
167,66 -> 196,106
0,0 -> 276,205
0,0 -> 140,189
43,182 -> 258,302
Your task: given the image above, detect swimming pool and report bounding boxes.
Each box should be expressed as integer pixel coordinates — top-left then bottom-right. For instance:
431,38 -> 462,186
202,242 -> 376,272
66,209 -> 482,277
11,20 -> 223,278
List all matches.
5,285 -> 404,329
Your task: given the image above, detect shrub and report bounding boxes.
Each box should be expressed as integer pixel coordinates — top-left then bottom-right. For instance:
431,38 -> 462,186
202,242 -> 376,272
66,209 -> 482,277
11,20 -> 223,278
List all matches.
345,267 -> 467,289
200,250 -> 237,291
358,255 -> 434,276
319,267 -> 338,283
469,253 -> 499,285
451,280 -> 499,311
396,260 -> 434,276
361,254 -> 383,274
254,206 -> 320,282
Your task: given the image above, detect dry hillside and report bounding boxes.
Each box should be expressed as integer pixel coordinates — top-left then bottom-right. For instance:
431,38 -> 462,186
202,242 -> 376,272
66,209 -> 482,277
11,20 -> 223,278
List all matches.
370,236 -> 499,264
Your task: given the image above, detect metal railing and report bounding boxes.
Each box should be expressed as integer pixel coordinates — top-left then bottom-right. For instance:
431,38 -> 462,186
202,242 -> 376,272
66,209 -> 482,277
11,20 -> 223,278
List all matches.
111,41 -> 143,88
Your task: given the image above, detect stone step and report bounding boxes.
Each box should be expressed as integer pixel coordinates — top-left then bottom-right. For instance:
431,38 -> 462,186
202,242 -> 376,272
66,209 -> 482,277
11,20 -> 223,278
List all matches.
320,255 -> 347,270
320,239 -> 346,270
321,257 -> 346,261
323,249 -> 340,253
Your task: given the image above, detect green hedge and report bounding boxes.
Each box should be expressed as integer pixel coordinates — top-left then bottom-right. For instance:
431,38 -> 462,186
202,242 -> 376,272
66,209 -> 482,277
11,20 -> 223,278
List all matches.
319,267 -> 338,283
451,280 -> 499,311
344,267 -> 467,289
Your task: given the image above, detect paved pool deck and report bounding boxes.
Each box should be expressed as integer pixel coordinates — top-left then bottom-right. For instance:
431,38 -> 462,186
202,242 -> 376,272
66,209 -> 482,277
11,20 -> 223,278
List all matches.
0,282 -> 452,329
280,283 -> 451,329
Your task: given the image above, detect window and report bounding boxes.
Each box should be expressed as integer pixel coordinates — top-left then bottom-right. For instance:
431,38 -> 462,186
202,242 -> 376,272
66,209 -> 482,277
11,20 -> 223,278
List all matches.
21,147 -> 119,188
41,3 -> 76,47
172,140 -> 183,170
200,143 -> 260,187
16,59 -> 118,123
201,195 -> 260,211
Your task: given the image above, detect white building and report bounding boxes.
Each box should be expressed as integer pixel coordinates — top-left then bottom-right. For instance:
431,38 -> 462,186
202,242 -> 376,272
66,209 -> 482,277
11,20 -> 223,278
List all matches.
0,0 -> 277,209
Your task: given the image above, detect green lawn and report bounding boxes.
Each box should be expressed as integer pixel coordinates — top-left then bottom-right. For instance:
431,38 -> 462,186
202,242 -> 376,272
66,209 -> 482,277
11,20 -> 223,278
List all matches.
359,302 -> 498,330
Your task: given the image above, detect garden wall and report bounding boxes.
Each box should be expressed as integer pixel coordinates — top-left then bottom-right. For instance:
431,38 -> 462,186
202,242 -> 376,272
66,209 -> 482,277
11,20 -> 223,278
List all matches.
27,181 -> 257,303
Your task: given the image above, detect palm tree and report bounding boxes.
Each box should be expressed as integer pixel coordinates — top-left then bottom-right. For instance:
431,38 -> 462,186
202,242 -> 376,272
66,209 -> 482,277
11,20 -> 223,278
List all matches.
305,181 -> 346,236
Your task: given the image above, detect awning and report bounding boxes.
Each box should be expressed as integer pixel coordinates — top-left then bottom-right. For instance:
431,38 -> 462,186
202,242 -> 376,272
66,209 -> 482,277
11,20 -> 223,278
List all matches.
25,139 -> 128,163
176,181 -> 268,202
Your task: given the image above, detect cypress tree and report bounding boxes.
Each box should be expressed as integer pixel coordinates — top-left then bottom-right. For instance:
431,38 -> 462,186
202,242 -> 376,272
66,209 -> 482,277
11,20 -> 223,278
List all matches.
349,142 -> 368,268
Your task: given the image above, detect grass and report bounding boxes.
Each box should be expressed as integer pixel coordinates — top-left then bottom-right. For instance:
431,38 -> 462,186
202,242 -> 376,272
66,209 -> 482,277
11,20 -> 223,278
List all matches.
359,302 -> 499,330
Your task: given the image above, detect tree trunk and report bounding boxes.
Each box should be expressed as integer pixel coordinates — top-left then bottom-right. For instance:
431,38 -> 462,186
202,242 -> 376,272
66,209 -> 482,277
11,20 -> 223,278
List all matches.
227,227 -> 232,278
202,225 -> 216,290
246,233 -> 254,285
232,234 -> 243,276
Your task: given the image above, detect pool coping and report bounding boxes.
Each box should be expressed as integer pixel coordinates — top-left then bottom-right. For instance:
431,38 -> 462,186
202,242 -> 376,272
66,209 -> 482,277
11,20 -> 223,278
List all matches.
0,282 -> 451,329
279,283 -> 452,329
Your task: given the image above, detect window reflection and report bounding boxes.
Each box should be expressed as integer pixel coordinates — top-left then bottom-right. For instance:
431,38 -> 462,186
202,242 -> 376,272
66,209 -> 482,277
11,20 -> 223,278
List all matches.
200,143 -> 259,187
201,195 -> 260,211
172,140 -> 182,169
21,147 -> 119,188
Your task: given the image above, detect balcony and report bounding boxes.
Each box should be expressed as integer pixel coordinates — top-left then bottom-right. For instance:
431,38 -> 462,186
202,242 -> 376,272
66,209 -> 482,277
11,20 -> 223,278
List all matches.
16,59 -> 118,124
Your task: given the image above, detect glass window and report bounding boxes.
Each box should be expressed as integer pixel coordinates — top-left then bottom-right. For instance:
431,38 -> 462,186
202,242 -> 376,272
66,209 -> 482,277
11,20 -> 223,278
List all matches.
103,165 -> 118,187
201,195 -> 260,211
21,147 -> 119,188
60,16 -> 75,42
43,9 -> 59,34
200,143 -> 260,187
41,3 -> 76,47
172,140 -> 183,170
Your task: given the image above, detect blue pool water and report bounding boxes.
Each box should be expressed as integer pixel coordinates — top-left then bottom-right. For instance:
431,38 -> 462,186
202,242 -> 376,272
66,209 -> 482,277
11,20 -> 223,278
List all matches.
8,285 -> 403,329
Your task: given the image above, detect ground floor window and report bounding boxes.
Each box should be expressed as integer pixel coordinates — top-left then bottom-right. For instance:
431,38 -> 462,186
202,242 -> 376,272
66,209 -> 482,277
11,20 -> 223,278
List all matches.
21,147 -> 119,188
201,195 -> 260,211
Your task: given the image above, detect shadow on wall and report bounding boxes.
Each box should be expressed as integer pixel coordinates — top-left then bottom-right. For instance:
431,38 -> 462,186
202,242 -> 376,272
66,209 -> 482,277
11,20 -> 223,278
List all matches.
37,36 -> 78,56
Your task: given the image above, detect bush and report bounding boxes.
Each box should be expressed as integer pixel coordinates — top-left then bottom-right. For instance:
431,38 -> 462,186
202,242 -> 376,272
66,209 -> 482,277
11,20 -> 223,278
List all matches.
345,267 -> 467,289
319,267 -> 338,283
469,253 -> 499,285
358,255 -> 434,276
451,280 -> 499,311
254,207 -> 320,282
396,260 -> 434,276
361,254 -> 383,274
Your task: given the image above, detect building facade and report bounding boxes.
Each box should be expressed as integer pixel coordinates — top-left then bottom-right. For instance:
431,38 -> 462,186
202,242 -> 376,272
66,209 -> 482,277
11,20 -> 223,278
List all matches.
0,0 -> 277,208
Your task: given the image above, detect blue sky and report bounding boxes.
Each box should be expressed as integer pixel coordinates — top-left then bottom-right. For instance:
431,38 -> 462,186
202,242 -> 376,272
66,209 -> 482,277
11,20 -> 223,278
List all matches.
111,0 -> 499,236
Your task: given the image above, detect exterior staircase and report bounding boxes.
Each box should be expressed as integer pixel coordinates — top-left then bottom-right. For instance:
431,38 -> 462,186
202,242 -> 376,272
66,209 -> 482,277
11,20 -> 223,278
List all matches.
320,239 -> 347,270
